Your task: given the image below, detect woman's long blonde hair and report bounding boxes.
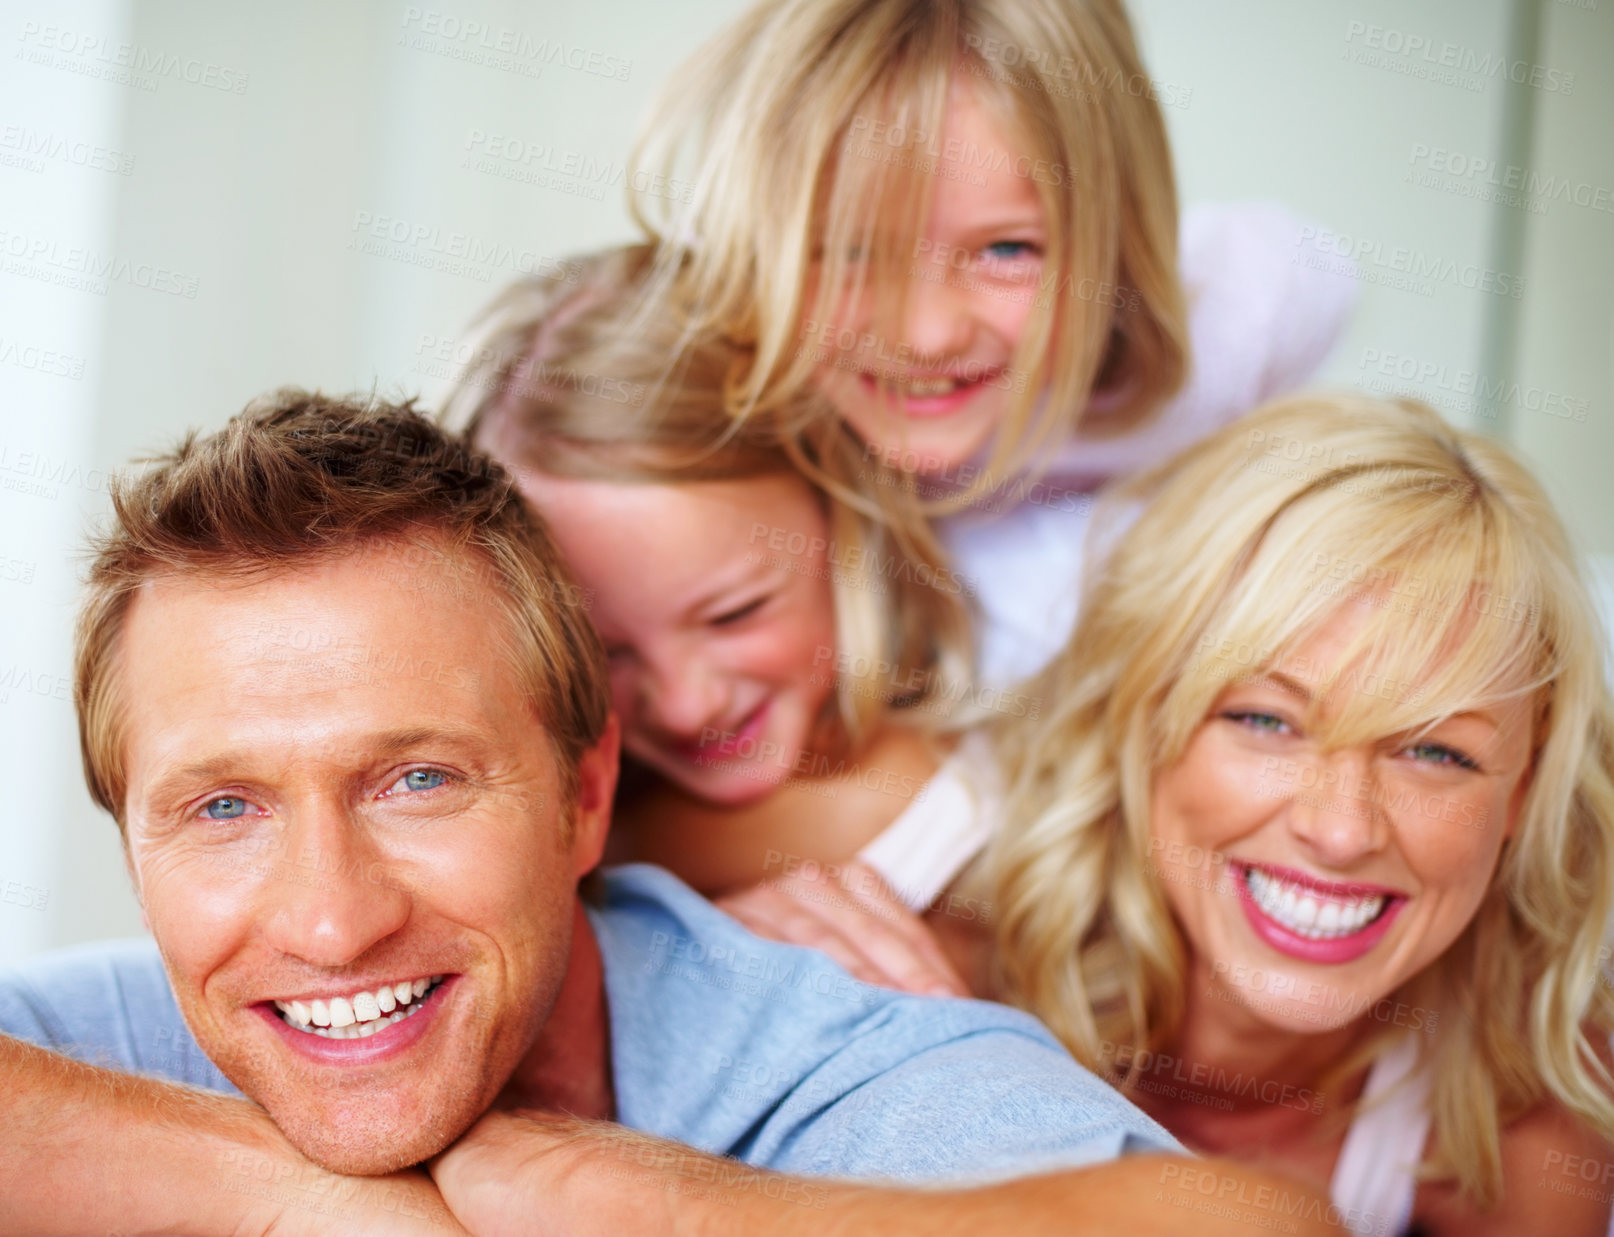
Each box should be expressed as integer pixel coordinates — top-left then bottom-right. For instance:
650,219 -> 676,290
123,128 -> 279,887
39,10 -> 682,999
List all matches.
988,393 -> 1614,1207
629,0 -> 1187,503
439,244 -> 975,744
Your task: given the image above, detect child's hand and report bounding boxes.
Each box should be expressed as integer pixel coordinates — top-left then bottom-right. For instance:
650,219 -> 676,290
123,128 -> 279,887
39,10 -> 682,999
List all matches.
716,861 -> 971,998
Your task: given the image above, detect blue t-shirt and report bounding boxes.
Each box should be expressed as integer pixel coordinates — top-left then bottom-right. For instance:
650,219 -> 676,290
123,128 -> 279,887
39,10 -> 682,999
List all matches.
0,864 -> 1178,1182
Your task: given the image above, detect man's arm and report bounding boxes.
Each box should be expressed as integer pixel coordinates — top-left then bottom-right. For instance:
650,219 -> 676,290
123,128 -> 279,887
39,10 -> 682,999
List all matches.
432,1110 -> 1345,1237
0,1035 -> 468,1237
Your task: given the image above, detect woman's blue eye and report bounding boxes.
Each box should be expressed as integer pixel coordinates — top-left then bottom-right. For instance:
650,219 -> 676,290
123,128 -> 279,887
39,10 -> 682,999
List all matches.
1404,742 -> 1479,770
203,797 -> 249,820
398,769 -> 448,792
1225,710 -> 1293,735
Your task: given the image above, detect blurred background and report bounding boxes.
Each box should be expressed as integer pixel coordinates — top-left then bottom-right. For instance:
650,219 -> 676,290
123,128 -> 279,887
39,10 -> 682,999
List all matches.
2,0 -> 1610,960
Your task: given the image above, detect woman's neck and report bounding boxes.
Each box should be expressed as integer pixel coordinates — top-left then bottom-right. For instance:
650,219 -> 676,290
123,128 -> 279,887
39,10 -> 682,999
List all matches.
1148,955 -> 1376,1158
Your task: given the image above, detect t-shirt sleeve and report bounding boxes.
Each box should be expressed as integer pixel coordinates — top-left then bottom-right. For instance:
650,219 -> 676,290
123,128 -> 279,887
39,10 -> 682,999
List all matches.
762,1020 -> 1182,1185
1054,200 -> 1358,488
0,940 -> 238,1094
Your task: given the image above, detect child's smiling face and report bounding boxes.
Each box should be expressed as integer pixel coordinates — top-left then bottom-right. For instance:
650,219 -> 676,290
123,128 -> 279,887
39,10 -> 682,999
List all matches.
519,470 -> 839,806
807,78 -> 1050,476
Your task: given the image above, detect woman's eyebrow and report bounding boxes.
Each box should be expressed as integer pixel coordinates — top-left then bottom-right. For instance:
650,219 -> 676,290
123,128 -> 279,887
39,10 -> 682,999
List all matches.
1257,671 -> 1313,700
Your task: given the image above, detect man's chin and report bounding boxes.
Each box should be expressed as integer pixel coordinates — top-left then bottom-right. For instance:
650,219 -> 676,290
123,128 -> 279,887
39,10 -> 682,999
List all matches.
266,1096 -> 482,1176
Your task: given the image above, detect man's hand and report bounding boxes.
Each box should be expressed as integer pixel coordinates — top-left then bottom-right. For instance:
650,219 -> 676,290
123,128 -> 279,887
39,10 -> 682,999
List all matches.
431,1110 -> 655,1237
716,860 -> 969,997
245,1156 -> 468,1237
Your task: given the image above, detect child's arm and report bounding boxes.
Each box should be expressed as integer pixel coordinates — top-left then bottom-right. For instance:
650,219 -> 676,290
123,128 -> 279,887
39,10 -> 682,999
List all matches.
610,725 -> 946,894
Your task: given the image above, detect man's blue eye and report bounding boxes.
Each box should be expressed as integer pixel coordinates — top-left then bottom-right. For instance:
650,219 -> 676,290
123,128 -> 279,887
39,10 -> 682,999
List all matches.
203,797 -> 249,820
401,769 -> 448,792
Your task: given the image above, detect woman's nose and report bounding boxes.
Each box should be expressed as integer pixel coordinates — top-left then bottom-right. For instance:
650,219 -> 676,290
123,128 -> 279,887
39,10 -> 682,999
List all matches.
1280,750 -> 1390,868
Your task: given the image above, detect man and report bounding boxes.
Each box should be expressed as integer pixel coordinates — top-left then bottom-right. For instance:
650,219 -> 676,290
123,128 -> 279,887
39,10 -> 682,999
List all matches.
0,392 -> 1334,1235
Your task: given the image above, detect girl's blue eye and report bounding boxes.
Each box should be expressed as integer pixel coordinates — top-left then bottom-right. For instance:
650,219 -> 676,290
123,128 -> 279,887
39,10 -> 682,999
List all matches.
982,240 -> 1039,262
398,769 -> 448,793
1403,742 -> 1479,771
203,797 -> 249,820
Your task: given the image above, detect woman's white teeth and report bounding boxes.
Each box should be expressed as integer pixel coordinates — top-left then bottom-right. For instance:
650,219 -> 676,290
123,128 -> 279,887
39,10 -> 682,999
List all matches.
1244,867 -> 1387,940
276,976 -> 444,1039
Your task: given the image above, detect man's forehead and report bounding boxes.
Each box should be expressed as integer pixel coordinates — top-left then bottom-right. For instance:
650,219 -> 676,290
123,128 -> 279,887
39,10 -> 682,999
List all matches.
117,541 -> 530,781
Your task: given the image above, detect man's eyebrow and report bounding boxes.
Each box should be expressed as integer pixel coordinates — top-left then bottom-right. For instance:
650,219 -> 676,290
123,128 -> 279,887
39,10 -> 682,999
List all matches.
143,726 -> 492,805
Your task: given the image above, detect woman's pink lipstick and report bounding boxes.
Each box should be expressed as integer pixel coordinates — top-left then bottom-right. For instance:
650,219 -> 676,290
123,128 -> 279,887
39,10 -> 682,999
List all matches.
1231,862 -> 1406,965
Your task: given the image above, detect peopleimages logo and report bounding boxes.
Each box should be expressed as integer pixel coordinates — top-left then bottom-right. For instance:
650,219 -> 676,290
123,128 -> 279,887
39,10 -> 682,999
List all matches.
1293,226 -> 1525,300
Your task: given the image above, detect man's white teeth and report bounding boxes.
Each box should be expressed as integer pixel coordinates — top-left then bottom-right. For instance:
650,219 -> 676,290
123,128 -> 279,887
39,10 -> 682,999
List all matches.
1244,867 -> 1387,940
275,975 -> 444,1039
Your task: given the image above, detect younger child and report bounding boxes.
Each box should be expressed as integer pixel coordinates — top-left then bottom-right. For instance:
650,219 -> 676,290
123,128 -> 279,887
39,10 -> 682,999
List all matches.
444,246 -> 1000,990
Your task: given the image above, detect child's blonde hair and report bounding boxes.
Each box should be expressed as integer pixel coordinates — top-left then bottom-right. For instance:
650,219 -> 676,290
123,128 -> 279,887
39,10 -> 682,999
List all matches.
987,392 -> 1614,1208
441,244 -> 976,746
631,0 -> 1187,495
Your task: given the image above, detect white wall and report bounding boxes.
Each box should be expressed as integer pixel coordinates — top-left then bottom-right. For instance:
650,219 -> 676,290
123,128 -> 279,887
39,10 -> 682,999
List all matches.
2,0 -> 1608,960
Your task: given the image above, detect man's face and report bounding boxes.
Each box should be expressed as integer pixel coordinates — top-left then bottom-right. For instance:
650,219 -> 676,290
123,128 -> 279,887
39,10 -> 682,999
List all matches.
117,538 -> 614,1174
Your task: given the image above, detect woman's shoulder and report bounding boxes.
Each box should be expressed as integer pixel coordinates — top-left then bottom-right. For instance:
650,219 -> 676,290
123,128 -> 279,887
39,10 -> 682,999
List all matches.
1413,1100 -> 1614,1236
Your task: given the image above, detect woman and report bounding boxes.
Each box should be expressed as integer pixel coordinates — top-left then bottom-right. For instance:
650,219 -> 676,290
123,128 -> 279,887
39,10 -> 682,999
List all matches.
738,394 -> 1614,1233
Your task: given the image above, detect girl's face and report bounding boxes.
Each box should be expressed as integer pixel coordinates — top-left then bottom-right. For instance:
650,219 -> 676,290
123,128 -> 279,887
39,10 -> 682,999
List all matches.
1149,602 -> 1536,1036
809,79 -> 1048,475
517,471 -> 838,806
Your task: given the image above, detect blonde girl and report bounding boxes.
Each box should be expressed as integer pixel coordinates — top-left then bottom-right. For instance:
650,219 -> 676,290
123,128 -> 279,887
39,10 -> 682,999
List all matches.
630,0 -> 1356,685
443,245 -> 996,989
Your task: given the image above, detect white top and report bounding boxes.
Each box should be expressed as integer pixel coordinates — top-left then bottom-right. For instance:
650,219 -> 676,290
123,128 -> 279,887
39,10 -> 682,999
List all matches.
941,200 -> 1358,689
856,729 -> 1002,910
1329,1035 -> 1432,1237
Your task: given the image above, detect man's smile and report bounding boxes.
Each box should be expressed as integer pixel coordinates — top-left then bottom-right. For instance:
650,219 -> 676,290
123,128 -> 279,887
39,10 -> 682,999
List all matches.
253,973 -> 460,1064
269,973 -> 448,1037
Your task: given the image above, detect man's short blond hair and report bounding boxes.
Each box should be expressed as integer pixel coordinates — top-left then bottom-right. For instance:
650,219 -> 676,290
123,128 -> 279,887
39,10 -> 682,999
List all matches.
75,389 -> 610,828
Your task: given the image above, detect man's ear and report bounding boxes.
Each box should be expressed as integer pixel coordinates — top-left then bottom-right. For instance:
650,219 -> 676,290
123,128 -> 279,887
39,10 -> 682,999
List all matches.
570,713 -> 620,878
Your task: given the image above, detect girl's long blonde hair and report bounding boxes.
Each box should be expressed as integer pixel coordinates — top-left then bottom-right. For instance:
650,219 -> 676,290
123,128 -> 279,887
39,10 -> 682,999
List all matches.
629,0 -> 1187,502
439,244 -> 975,744
988,393 -> 1614,1207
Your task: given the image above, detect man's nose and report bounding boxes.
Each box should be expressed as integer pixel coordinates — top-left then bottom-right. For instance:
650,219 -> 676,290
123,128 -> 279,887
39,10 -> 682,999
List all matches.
1283,750 -> 1390,868
258,805 -> 411,969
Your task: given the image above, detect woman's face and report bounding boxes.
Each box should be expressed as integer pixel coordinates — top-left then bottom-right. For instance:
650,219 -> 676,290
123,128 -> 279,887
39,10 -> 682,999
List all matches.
806,78 -> 1049,475
517,471 -> 838,806
1150,602 -> 1536,1035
